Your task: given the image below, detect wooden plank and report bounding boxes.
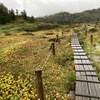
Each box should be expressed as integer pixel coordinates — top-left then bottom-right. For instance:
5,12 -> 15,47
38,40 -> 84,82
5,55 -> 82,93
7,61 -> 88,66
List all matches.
73,49 -> 79,52
73,49 -> 84,53
81,60 -> 86,64
86,71 -> 97,76
71,42 -> 79,44
76,75 -> 100,100
87,76 -> 92,81
85,60 -> 91,64
76,94 -> 100,99
81,82 -> 89,95
76,72 -> 81,80
74,60 -> 82,64
71,43 -> 81,47
76,72 -> 81,76
76,80 -> 100,83
72,46 -> 77,49
79,65 -> 84,71
72,46 -> 83,50
71,41 -> 79,42
86,72 -> 91,76
71,38 -> 78,40
75,65 -> 80,70
77,76 -> 100,83
76,47 -> 82,49
88,65 -> 95,71
75,65 -> 95,72
74,56 -> 87,58
75,60 -> 91,65
76,74 -> 82,81
94,83 -> 100,97
87,76 -> 97,98
79,53 -> 86,55
75,81 -> 90,100
75,96 -> 83,100
92,77 -> 99,82
88,82 -> 96,96
84,65 -> 90,71
80,56 -> 88,60
82,97 -> 90,100
86,74 -> 97,76
71,39 -> 78,40
81,76 -> 90,100
72,48 -> 82,50
74,56 -> 80,60
71,39 -> 79,41
81,72 -> 86,76
91,79 -> 100,100
91,72 -> 97,76
91,98 -> 99,100
82,60 -> 91,65
78,50 -> 84,52
75,81 -> 83,100
74,53 -> 86,56
71,45 -> 81,47
76,81 -> 81,94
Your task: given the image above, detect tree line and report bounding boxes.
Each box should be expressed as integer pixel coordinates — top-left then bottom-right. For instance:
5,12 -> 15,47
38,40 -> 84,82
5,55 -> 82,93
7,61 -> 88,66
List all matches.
0,3 -> 34,24
37,8 -> 100,24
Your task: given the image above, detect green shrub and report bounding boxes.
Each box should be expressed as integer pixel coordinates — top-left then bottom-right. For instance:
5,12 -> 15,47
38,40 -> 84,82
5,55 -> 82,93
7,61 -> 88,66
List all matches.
63,29 -> 70,33
89,28 -> 98,32
45,32 -> 54,35
18,26 -> 38,32
56,52 -> 73,66
14,18 -> 26,23
48,38 -> 56,42
78,35 -> 86,47
97,73 -> 100,81
73,28 -> 80,33
5,32 -> 11,36
17,22 -> 60,32
63,71 -> 75,93
22,32 -> 34,36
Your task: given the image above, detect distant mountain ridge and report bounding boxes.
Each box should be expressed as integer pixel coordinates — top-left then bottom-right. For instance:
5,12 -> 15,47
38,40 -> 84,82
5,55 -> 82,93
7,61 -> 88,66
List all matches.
37,8 -> 100,24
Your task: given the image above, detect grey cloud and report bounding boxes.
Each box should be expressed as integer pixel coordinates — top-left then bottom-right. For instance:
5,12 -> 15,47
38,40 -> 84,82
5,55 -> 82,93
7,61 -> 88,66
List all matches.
0,0 -> 100,17
0,0 -> 19,9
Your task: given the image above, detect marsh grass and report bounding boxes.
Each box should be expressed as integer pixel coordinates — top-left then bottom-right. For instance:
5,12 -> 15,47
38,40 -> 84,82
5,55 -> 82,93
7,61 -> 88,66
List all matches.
78,25 -> 100,81
0,23 -> 76,99
63,71 -> 76,93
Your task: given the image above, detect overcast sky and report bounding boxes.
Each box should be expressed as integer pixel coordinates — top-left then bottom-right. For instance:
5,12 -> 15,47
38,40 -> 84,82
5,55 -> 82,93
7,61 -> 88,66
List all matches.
0,0 -> 100,17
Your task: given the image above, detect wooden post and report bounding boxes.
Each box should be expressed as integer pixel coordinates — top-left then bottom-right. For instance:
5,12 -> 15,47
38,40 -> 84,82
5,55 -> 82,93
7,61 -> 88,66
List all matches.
62,32 -> 63,36
56,35 -> 60,43
85,30 -> 87,36
90,35 -> 93,44
35,69 -> 44,100
51,43 -> 55,55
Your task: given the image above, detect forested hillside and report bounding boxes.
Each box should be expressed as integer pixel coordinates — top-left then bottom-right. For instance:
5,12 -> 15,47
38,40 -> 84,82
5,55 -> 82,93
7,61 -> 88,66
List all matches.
1,2 -> 100,25
37,8 -> 100,24
0,3 -> 34,24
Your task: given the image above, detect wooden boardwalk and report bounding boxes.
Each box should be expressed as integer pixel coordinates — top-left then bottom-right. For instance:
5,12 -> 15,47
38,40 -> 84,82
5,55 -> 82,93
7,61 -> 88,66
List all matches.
71,34 -> 100,100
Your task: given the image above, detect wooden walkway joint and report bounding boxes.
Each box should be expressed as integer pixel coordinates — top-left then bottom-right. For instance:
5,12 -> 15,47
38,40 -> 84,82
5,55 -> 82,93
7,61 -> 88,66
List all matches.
71,34 -> 100,100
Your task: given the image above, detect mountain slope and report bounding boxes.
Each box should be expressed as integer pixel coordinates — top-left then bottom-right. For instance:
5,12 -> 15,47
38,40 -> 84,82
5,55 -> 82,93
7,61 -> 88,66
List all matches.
37,8 -> 100,24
